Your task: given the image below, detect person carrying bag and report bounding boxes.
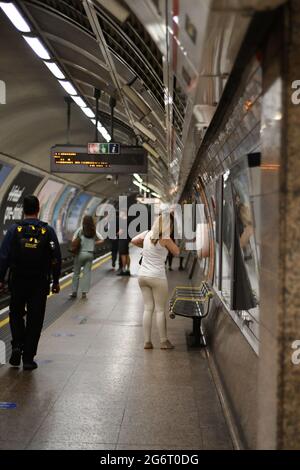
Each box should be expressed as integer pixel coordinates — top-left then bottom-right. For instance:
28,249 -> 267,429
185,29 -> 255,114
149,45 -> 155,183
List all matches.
69,215 -> 103,299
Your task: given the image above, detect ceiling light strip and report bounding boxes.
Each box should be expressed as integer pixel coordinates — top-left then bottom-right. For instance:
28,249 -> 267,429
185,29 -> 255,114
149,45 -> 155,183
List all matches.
2,1 -> 110,143
43,61 -> 65,80
132,180 -> 150,193
23,36 -> 50,60
133,173 -> 143,183
0,2 -> 31,32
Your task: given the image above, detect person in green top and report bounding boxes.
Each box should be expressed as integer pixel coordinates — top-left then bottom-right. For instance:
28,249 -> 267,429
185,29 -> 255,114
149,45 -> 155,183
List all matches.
70,215 -> 104,299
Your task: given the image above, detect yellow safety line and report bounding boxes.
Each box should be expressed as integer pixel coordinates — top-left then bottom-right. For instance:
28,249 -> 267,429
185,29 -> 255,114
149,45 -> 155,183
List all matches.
47,254 -> 111,298
0,317 -> 8,328
0,254 -> 111,328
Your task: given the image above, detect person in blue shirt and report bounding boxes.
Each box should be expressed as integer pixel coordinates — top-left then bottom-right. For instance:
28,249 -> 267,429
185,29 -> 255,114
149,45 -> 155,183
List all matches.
0,195 -> 62,370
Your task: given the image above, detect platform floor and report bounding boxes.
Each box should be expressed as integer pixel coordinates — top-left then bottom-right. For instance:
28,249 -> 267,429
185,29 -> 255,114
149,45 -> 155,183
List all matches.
0,250 -> 233,450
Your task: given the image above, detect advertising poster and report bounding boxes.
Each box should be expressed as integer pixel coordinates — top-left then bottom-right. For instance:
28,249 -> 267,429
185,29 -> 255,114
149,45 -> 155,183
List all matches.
51,186 -> 78,243
37,179 -> 64,223
84,196 -> 102,217
0,170 -> 43,240
65,192 -> 92,239
0,161 -> 13,186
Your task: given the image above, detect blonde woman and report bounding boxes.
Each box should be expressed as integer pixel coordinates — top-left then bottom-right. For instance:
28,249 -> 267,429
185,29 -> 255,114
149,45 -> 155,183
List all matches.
132,213 -> 180,349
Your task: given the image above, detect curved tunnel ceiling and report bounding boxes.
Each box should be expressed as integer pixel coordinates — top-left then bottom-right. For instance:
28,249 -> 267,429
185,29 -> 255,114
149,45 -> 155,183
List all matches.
0,0 -> 171,199
0,0 -> 286,201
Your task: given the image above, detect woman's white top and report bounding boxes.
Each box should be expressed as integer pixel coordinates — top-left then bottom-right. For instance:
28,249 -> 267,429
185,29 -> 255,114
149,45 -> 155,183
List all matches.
138,231 -> 168,279
73,228 -> 102,253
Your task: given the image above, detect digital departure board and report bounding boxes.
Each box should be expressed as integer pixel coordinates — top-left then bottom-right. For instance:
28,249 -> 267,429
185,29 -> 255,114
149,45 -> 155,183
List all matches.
50,144 -> 147,174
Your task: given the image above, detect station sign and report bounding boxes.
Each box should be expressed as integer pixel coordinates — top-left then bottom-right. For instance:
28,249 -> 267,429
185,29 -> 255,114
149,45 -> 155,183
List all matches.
87,143 -> 120,155
50,144 -> 147,174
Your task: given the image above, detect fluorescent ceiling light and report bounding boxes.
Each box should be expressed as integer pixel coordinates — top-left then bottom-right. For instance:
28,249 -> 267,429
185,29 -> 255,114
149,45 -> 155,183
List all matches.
0,3 -> 31,32
134,121 -> 156,142
91,119 -> 101,129
133,180 -> 150,193
101,128 -> 111,142
91,119 -> 105,132
100,126 -> 109,135
133,173 -> 143,183
43,61 -> 65,80
90,119 -> 111,142
23,36 -> 50,60
97,123 -> 108,135
143,142 -> 160,159
71,95 -> 87,107
81,107 -> 95,118
151,192 -> 161,198
58,80 -> 77,96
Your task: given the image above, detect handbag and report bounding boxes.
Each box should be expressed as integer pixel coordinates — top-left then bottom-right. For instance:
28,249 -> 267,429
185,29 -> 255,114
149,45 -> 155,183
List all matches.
70,234 -> 81,255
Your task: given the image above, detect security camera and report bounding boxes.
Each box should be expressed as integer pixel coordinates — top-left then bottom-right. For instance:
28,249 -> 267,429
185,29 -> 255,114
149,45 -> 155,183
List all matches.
106,174 -> 113,181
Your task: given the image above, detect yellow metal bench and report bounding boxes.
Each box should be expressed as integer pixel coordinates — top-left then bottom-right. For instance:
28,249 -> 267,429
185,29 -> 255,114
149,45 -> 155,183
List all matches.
169,281 -> 214,347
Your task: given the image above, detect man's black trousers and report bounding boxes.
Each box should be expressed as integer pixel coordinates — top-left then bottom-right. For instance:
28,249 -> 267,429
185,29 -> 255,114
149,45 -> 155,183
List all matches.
9,278 -> 49,361
110,239 -> 118,267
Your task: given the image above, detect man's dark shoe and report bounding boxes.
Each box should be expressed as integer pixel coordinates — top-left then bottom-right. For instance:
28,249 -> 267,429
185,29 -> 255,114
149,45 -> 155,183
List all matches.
9,348 -> 22,367
23,360 -> 38,371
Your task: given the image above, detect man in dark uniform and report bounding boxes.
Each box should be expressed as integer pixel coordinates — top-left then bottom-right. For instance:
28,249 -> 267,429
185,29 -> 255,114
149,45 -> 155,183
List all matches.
0,195 -> 61,370
117,210 -> 131,276
109,210 -> 120,271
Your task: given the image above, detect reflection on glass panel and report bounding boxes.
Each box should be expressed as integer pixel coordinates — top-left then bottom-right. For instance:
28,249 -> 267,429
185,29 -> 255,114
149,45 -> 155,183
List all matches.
213,186 -> 221,290
231,163 -> 260,312
193,199 -> 209,276
196,221 -> 209,276
221,174 -> 234,305
209,195 -> 216,278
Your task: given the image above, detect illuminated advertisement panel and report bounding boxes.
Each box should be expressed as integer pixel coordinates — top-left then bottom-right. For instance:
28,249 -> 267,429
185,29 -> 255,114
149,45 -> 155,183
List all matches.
51,186 -> 78,243
84,196 -> 102,217
0,161 -> 13,186
0,170 -> 43,240
37,179 -> 64,223
65,192 -> 92,239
